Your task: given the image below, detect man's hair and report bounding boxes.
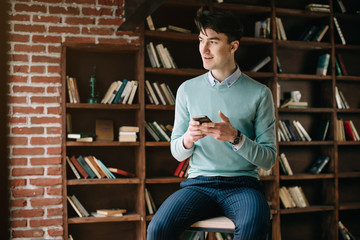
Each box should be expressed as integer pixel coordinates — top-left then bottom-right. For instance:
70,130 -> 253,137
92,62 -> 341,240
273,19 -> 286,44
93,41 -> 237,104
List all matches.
195,9 -> 244,43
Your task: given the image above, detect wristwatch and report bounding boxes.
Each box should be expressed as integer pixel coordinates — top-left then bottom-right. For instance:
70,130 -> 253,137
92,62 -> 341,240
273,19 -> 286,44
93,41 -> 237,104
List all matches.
230,130 -> 242,145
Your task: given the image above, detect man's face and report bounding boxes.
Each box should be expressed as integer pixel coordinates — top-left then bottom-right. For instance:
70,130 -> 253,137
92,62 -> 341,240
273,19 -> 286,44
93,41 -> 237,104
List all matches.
199,28 -> 235,71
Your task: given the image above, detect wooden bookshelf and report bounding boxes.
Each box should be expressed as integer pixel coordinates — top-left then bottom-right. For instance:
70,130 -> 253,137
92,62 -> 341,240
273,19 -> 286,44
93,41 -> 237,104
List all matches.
62,0 -> 360,239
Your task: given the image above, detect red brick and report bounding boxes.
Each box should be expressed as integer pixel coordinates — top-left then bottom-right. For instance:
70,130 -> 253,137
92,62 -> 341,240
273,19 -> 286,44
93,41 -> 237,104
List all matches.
9,14 -> 31,22
31,76 -> 61,83
82,7 -> 112,16
65,0 -> 95,4
10,199 -> 27,207
49,6 -> 80,15
30,137 -> 60,145
9,54 -> 29,62
46,126 -> 61,134
31,117 -> 61,125
12,127 -> 44,135
32,15 -> 61,24
12,188 -> 44,198
8,117 -> 27,124
14,3 -> 47,13
31,157 -> 61,165
98,18 -> 124,26
82,27 -> 114,35
47,147 -> 61,155
11,220 -> 27,228
47,107 -> 61,115
14,24 -> 46,33
47,167 -> 61,175
47,207 -> 63,217
30,197 -> 62,207
47,187 -> 62,196
9,179 -> 27,187
12,147 -> 45,156
8,137 -> 28,145
30,65 -> 45,73
32,35 -> 61,43
34,0 -> 63,3
8,96 -> 27,104
12,167 -> 44,176
47,66 -> 60,74
12,85 -> 45,93
49,26 -> 80,34
98,0 -> 121,6
12,65 -> 29,73
12,229 -> 44,238
8,75 -> 28,83
14,44 -> 46,53
8,33 -> 30,43
48,228 -> 63,236
32,55 -> 59,64
12,208 -> 44,218
12,106 -> 44,114
30,218 -> 62,227
64,36 -> 95,44
30,96 -> 60,104
30,177 -> 61,186
65,16 -> 95,25
9,157 -> 27,165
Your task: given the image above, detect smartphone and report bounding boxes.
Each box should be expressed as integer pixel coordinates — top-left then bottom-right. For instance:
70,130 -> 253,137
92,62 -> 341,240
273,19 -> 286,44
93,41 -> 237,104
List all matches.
192,115 -> 212,124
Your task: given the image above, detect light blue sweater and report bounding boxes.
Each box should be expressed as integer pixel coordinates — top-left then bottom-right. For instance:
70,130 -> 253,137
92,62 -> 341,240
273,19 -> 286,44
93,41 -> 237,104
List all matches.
170,72 -> 277,179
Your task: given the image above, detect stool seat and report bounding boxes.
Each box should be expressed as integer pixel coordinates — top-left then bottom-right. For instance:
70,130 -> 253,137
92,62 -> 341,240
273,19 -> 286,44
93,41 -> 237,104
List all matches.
189,216 -> 235,232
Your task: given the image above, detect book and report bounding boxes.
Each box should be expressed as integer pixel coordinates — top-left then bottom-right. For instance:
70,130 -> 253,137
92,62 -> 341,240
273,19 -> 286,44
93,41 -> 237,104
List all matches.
160,83 -> 175,105
316,120 -> 330,141
155,43 -> 172,68
316,53 -> 330,76
87,155 -> 106,178
119,126 -> 139,132
333,17 -> 346,45
70,155 -> 89,179
152,81 -> 167,105
174,159 -> 187,177
95,158 -> 116,179
308,155 -> 330,174
312,25 -> 329,42
148,42 -> 161,68
145,188 -> 154,214
96,119 -> 114,141
167,25 -> 191,33
344,121 -> 356,141
249,56 -> 271,72
108,167 -> 135,178
305,4 -> 330,13
71,195 -> 90,217
276,17 -> 287,40
66,156 -> 81,179
145,80 -> 160,105
145,121 -> 161,141
279,186 -> 296,208
76,155 -> 96,178
279,153 -> 293,175
280,98 -> 308,109
349,120 -> 360,141
152,121 -> 171,141
75,137 -> 94,142
101,81 -> 118,104
127,80 -> 138,104
334,0 -> 346,13
118,131 -> 137,142
112,78 -> 128,104
67,196 -> 83,217
178,158 -> 190,178
146,15 -> 155,30
67,132 -> 96,140
294,120 -> 312,141
96,208 -> 126,216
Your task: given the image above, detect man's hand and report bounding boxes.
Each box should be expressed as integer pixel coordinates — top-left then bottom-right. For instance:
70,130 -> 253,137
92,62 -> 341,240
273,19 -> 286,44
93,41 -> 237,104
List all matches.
182,119 -> 207,149
201,110 -> 238,142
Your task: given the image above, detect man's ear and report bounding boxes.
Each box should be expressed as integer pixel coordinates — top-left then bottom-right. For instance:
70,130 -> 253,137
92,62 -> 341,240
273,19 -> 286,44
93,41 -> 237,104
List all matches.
230,41 -> 239,52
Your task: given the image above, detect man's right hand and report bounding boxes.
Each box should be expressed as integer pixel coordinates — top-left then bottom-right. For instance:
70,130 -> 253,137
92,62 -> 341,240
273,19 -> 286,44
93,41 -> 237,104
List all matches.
182,119 -> 206,149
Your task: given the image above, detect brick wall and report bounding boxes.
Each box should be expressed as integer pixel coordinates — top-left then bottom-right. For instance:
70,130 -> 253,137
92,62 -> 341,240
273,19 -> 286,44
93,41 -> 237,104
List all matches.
7,0 -> 140,238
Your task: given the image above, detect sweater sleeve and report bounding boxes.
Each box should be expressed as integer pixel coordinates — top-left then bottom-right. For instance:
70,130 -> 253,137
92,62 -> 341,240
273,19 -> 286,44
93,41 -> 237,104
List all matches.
170,83 -> 194,162
236,87 -> 277,170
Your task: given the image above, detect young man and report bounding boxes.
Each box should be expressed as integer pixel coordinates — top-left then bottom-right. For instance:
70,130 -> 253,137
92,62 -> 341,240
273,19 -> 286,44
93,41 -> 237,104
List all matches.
147,10 -> 276,240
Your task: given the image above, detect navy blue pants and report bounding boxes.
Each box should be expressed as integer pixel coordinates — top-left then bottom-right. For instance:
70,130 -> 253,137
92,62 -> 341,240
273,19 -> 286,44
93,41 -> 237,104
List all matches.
147,176 -> 270,240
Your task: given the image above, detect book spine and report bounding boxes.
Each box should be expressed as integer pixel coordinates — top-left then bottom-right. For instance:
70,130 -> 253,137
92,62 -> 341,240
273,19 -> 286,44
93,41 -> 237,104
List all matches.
70,155 -> 89,178
66,156 -> 81,179
316,53 -> 330,76
77,155 -> 96,178
250,56 -> 271,72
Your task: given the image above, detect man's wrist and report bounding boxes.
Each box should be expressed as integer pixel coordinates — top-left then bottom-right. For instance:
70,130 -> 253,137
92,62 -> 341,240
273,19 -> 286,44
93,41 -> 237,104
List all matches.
230,130 -> 242,145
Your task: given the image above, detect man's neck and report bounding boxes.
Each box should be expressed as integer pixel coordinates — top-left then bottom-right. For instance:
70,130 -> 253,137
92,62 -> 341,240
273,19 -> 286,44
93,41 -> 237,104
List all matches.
210,63 -> 237,82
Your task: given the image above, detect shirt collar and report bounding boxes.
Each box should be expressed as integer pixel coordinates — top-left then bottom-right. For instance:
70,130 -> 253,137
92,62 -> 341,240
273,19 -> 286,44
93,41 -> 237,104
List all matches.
208,66 -> 241,87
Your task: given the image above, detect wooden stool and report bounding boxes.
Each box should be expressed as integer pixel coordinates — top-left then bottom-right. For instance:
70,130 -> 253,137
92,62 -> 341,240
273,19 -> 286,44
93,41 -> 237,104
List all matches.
189,216 -> 234,240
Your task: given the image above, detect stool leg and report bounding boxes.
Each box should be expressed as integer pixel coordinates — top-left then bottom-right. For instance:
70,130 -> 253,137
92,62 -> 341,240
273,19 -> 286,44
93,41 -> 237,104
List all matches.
208,232 -> 216,240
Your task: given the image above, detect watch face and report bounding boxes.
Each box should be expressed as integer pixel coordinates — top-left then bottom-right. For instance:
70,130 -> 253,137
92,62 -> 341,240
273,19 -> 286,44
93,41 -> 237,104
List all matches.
233,137 -> 240,145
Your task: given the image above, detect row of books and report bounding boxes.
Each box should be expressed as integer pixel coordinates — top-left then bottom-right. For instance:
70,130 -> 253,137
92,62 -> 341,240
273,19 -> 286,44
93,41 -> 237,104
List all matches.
145,121 -> 172,142
66,76 -> 80,104
146,42 -> 177,69
298,24 -> 329,42
145,80 -> 175,105
146,15 -> 191,33
66,155 -> 135,179
335,86 -> 350,109
279,185 -> 309,209
173,158 -> 190,178
145,188 -> 157,215
101,79 -> 138,104
119,125 -> 139,142
337,119 -> 360,141
67,194 -> 126,218
279,153 -> 330,176
278,119 -> 312,142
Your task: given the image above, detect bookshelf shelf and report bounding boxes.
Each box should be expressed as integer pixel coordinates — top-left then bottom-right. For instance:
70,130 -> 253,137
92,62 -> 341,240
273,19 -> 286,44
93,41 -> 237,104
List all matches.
145,142 -> 170,147
280,173 -> 334,180
145,105 -> 175,111
339,202 -> 360,211
278,73 -> 333,80
66,103 -> 140,110
338,172 -> 360,179
67,178 -> 141,185
279,205 -> 335,214
145,177 -> 184,184
279,141 -> 334,146
145,67 -> 206,76
68,213 -> 142,224
214,3 -> 271,13
66,141 -> 140,147
278,108 -> 334,113
277,40 -> 332,50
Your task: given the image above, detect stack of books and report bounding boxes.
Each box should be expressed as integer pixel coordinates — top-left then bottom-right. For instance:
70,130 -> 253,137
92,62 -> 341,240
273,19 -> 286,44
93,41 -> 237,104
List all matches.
146,42 -> 177,69
335,86 -> 350,109
101,79 -> 138,104
91,209 -> 127,217
254,18 -> 271,38
118,126 -> 139,142
145,80 -> 175,105
145,121 -> 172,142
278,120 -> 312,142
67,132 -> 96,142
275,17 -> 287,40
173,158 -> 190,178
66,155 -> 135,179
279,186 -> 310,209
280,98 -> 308,109
305,3 -> 330,13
